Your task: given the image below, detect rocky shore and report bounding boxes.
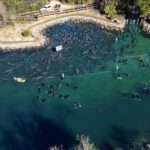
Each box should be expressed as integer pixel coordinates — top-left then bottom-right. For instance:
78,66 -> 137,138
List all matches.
0,9 -> 126,51
142,21 -> 150,35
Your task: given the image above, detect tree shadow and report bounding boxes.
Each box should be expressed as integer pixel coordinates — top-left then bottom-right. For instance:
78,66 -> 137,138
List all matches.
101,125 -> 139,150
0,112 -> 75,150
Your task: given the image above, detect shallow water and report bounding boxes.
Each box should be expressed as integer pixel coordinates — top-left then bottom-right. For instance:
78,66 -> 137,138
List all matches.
0,21 -> 150,149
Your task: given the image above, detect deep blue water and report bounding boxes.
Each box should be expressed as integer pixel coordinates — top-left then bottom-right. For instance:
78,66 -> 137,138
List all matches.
0,22 -> 150,149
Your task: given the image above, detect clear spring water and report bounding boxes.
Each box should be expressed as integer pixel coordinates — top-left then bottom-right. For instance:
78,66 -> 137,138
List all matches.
0,21 -> 150,149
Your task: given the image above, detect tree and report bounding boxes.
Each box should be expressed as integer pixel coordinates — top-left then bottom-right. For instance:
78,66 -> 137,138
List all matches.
137,0 -> 150,17
104,1 -> 118,19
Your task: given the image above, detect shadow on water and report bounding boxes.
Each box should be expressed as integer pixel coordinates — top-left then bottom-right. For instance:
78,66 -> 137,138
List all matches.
0,112 -> 74,150
101,126 -> 139,150
0,22 -> 116,82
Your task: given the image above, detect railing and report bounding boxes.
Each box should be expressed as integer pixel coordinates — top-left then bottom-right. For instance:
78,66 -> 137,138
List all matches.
17,4 -> 96,20
19,3 -> 96,16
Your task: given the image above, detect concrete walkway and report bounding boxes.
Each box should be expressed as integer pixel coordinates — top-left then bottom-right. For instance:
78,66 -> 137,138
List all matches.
0,9 -> 126,51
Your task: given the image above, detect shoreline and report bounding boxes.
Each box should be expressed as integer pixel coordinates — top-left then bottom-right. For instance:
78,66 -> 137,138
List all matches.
142,21 -> 150,35
0,9 -> 126,51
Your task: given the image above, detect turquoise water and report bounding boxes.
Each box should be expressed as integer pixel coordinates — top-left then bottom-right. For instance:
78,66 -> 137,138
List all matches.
0,22 -> 150,149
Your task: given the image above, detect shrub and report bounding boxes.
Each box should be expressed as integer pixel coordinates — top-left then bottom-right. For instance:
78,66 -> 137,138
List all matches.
137,0 -> 150,17
21,29 -> 32,37
104,1 -> 118,19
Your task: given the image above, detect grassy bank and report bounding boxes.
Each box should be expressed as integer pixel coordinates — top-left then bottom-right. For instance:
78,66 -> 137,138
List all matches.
0,0 -> 49,13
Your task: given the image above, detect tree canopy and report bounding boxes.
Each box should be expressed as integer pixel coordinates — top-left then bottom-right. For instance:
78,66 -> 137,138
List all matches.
137,0 -> 150,17
104,1 -> 118,19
